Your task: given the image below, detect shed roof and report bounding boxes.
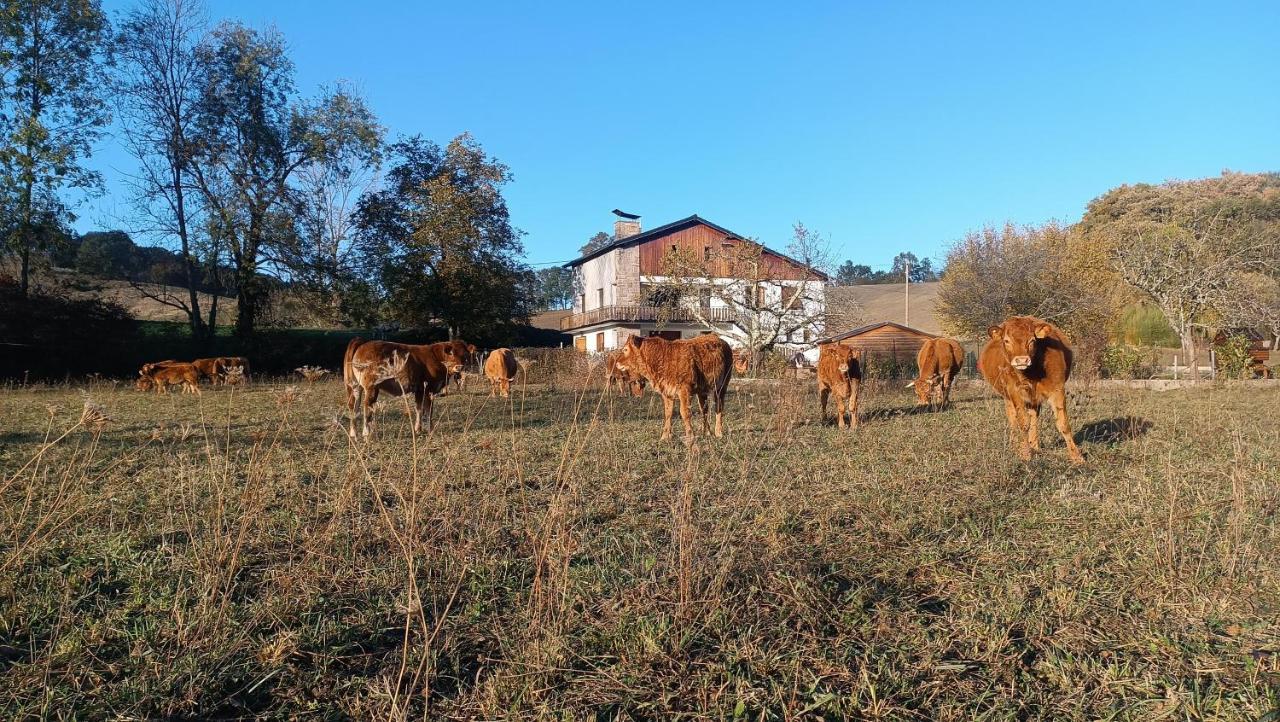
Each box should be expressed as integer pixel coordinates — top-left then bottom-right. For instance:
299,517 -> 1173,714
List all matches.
813,320 -> 937,345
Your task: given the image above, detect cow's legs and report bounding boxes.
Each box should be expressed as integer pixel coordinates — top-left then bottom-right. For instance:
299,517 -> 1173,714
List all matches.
848,381 -> 860,429
819,385 -> 830,425
347,383 -> 361,438
1027,402 -> 1042,452
661,395 -> 675,440
677,389 -> 694,441
1048,389 -> 1084,464
713,386 -> 725,438
361,385 -> 379,439
1003,399 -> 1029,459
696,393 -> 709,434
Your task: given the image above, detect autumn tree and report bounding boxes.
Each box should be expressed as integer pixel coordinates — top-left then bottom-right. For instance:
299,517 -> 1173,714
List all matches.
353,134 -> 532,340
1081,172 -> 1280,380
579,231 -> 611,256
187,22 -> 380,337
112,0 -> 218,338
0,0 -> 110,296
936,222 -> 1125,350
655,222 -> 831,353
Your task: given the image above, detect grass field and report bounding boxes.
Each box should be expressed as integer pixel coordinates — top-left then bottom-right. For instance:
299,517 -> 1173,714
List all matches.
1,372 -> 1278,719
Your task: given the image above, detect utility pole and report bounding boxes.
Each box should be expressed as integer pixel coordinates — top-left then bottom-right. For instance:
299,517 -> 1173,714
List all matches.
904,255 -> 910,327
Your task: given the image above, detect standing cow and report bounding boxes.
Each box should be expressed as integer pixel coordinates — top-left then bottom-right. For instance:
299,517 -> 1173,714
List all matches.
484,348 -> 519,398
618,333 -> 732,442
817,343 -> 861,429
343,338 -> 469,438
979,316 -> 1084,464
909,338 -> 964,409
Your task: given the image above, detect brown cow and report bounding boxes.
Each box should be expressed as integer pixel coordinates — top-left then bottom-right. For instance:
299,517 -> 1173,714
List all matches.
604,350 -> 646,397
484,348 -> 519,398
191,358 -> 221,384
443,343 -> 477,395
343,338 -> 468,437
817,343 -> 861,429
137,362 -> 201,395
909,338 -> 964,409
618,333 -> 732,441
979,316 -> 1084,464
214,356 -> 250,384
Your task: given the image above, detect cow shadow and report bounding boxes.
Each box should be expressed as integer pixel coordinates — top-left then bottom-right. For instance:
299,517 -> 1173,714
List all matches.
1075,417 -> 1154,446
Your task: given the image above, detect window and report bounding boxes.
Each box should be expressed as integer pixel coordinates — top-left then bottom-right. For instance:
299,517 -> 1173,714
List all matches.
578,294 -> 586,311
596,288 -> 604,308
781,285 -> 799,307
703,246 -> 712,262
698,288 -> 712,308
754,285 -> 767,306
671,243 -> 678,254
803,329 -> 811,343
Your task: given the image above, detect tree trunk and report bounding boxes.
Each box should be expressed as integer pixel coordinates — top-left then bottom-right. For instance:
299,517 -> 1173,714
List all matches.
171,161 -> 207,342
1181,330 -> 1200,383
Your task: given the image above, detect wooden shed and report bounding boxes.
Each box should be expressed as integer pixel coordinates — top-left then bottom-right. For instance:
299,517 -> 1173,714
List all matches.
815,321 -> 937,373
1212,328 -> 1274,378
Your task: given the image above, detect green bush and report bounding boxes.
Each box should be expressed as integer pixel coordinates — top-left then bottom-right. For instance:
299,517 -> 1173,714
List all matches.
1100,345 -> 1159,380
1214,335 -> 1253,380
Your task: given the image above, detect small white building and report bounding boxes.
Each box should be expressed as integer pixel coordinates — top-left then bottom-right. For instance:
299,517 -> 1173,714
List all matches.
562,211 -> 828,353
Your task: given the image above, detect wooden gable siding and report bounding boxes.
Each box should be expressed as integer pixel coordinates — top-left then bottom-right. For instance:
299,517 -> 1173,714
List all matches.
836,324 -> 933,359
637,222 -> 810,279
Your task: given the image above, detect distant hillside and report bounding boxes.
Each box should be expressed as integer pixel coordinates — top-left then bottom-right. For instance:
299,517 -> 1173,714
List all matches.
20,266 -> 238,324
827,282 -> 941,336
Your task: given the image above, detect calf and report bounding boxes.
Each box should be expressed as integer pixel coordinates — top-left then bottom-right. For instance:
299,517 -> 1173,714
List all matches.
343,338 -> 468,438
484,348 -> 519,398
978,316 -> 1083,464
137,362 -> 201,395
605,350 -> 646,397
214,356 -> 250,384
909,338 -> 964,409
619,333 -> 732,441
816,343 -> 861,429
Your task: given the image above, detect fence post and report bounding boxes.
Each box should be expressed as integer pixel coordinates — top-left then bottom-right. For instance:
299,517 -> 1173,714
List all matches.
1173,355 -> 1178,380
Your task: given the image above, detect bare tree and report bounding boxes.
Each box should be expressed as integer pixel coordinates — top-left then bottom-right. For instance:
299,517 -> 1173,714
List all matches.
1109,212 -> 1275,380
655,222 -> 831,353
112,0 -> 214,340
1222,272 -> 1280,349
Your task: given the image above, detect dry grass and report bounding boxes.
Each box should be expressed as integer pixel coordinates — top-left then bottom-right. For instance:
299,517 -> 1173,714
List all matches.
1,369 -> 1278,719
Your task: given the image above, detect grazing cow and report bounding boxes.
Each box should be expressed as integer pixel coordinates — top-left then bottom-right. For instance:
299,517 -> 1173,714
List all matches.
137,362 -> 201,395
816,343 -> 862,429
604,350 -> 646,397
978,316 -> 1084,464
343,338 -> 468,437
618,333 -> 732,441
908,338 -> 964,409
139,360 -> 178,377
214,356 -> 250,384
484,348 -> 519,398
190,358 -> 221,385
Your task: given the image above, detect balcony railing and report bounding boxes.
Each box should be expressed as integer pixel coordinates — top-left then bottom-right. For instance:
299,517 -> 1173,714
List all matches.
560,304 -> 740,331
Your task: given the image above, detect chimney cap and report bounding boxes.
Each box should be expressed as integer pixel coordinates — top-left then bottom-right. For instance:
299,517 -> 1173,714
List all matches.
611,209 -> 641,220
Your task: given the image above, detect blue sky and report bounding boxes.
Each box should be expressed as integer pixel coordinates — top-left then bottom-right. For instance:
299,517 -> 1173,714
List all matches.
86,0 -> 1280,271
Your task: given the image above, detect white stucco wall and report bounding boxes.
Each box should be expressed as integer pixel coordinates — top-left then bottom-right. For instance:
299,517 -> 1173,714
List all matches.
575,251 -> 619,312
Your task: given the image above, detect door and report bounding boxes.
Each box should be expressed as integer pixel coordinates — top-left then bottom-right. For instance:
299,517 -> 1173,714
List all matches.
574,336 -> 586,353
595,332 -> 606,351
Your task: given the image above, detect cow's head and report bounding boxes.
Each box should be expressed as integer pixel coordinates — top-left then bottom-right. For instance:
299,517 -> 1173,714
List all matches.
440,346 -> 465,374
906,375 -> 939,406
135,373 -> 154,392
988,317 -> 1052,372
620,335 -> 644,362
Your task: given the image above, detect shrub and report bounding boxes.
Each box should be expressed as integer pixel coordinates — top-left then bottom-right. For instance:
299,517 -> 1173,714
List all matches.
0,278 -> 139,380
1100,345 -> 1159,380
1214,335 -> 1253,380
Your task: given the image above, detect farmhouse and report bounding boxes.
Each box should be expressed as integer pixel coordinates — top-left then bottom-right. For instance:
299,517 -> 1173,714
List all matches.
562,211 -> 827,352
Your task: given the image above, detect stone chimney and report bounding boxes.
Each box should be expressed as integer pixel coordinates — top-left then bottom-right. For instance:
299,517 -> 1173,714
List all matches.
612,209 -> 641,240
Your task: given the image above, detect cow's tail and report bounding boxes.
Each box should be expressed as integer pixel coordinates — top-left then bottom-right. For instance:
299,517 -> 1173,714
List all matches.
344,337 -> 367,409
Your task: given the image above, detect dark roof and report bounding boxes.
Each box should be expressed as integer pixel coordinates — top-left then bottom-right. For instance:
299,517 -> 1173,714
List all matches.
564,214 -> 831,280
611,209 -> 641,220
813,321 -> 937,345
